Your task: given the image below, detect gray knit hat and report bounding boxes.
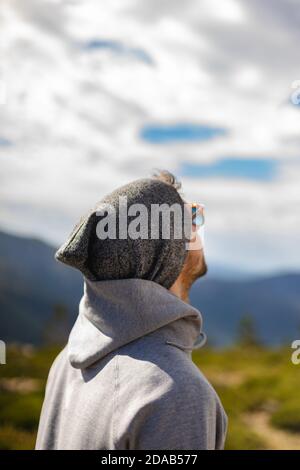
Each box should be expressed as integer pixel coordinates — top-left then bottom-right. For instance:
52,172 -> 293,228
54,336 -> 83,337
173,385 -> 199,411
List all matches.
55,178 -> 188,289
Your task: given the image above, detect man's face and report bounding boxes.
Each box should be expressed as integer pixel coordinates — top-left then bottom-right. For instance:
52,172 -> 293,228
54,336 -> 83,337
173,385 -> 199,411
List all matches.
169,200 -> 207,302
174,237 -> 207,303
184,203 -> 207,282
183,231 -> 208,286
175,207 -> 207,302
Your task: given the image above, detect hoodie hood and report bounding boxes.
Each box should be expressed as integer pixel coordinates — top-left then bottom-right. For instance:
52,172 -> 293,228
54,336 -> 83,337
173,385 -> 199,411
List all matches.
68,278 -> 206,369
55,178 -> 187,289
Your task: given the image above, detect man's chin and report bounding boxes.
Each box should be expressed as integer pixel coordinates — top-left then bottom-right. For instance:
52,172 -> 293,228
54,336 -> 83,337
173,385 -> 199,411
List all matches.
199,259 -> 208,278
193,252 -> 208,280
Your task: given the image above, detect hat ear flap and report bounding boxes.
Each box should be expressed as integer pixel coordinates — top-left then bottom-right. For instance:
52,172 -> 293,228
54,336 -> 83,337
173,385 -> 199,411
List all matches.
55,211 -> 98,280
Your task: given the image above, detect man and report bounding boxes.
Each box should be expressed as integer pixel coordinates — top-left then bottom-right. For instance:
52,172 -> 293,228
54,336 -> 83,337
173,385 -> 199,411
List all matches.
36,171 -> 227,450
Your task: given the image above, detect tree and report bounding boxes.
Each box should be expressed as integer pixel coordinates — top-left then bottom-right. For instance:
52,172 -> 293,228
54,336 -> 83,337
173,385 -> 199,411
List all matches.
237,314 -> 261,347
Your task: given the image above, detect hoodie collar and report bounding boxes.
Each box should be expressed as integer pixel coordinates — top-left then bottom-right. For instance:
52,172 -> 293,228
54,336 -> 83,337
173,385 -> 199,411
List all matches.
68,278 -> 206,369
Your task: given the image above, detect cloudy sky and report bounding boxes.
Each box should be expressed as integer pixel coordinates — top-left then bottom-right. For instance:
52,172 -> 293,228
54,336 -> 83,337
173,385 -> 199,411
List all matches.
1,0 -> 300,276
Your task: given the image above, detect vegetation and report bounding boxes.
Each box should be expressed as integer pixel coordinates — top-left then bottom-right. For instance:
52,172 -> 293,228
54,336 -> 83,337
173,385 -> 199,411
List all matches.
236,314 -> 261,347
193,346 -> 300,449
271,401 -> 300,433
0,344 -> 299,449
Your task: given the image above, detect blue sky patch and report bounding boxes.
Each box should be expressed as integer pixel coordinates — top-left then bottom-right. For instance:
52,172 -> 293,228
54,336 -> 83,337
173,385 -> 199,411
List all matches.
83,39 -> 153,64
0,138 -> 12,146
140,123 -> 227,144
180,158 -> 277,181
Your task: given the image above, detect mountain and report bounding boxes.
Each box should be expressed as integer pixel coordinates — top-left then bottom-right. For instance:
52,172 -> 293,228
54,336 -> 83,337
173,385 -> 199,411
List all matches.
0,230 -> 299,346
0,230 -> 82,344
190,275 -> 300,346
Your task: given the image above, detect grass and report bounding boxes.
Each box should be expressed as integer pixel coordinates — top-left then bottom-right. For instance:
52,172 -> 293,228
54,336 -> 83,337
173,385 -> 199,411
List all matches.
192,345 -> 300,449
0,344 -> 299,449
271,401 -> 300,433
0,345 -> 58,449
0,425 -> 36,450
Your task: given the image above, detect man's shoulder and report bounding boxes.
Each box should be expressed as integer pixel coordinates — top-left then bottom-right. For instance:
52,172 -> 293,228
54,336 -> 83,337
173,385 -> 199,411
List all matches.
117,340 -> 217,404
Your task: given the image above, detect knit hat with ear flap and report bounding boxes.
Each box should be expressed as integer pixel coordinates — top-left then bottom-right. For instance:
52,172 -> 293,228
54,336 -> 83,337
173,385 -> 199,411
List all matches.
55,178 -> 188,289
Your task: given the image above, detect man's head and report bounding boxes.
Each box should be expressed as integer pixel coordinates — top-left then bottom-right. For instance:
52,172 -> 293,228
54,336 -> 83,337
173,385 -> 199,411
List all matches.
56,170 -> 207,300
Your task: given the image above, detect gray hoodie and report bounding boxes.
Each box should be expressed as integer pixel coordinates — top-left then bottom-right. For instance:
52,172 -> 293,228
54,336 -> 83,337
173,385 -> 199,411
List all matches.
36,278 -> 227,450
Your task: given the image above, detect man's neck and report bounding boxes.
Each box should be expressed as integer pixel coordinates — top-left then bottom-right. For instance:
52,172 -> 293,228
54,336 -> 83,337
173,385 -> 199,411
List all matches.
169,277 -> 190,303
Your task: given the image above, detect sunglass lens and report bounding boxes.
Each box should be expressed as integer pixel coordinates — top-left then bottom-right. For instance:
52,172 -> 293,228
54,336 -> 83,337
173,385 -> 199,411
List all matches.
193,213 -> 205,226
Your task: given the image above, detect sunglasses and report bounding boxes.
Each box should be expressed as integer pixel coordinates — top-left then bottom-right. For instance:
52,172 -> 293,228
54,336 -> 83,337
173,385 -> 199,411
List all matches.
191,203 -> 205,227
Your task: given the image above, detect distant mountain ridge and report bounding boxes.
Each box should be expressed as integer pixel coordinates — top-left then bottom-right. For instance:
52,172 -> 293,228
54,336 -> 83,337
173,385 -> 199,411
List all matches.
0,230 -> 299,346
190,274 -> 300,346
0,230 -> 82,344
